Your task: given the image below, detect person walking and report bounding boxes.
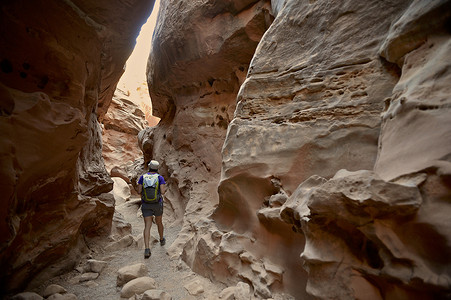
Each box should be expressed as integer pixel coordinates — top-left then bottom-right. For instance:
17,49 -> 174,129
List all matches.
137,160 -> 166,258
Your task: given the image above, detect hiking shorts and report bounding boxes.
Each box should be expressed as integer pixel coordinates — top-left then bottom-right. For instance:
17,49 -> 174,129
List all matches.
141,201 -> 163,217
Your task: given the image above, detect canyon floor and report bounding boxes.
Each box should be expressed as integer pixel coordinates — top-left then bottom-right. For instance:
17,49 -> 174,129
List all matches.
34,196 -> 226,299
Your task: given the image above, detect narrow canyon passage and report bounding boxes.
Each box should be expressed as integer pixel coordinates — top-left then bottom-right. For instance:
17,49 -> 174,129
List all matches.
1,0 -> 451,299
31,192 -> 229,299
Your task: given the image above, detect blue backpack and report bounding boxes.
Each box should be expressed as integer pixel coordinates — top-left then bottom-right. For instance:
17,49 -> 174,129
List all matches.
142,173 -> 160,203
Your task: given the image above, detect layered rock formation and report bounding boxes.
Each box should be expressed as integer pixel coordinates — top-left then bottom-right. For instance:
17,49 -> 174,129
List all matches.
144,0 -> 273,225
0,0 -> 154,294
1,0 -> 449,298
117,78 -> 160,127
101,88 -> 147,174
146,0 -> 451,298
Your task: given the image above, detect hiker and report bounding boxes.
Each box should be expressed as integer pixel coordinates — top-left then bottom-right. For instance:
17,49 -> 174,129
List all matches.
137,160 -> 166,258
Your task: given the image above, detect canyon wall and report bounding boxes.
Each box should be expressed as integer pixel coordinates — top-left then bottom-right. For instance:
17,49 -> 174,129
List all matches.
144,0 -> 273,226
101,88 -> 147,174
147,0 -> 451,299
0,0 -> 154,294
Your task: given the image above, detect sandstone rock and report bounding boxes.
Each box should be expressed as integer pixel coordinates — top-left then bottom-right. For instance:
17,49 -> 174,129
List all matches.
280,175 -> 327,233
256,207 -> 282,229
78,192 -> 115,238
348,2 -> 451,297
46,294 -> 77,300
375,0 -> 451,181
267,192 -> 288,207
103,89 -> 147,135
102,89 -> 147,173
184,279 -> 204,296
180,0 -> 446,298
178,214 -> 293,299
111,210 -> 133,239
68,276 -> 81,286
43,284 -> 67,298
234,282 -> 251,300
111,166 -> 131,184
2,0 -> 448,299
121,277 -> 157,299
105,234 -> 135,252
117,263 -> 149,287
142,0 -> 447,299
379,0 -> 451,65
142,290 -> 172,300
10,292 -> 43,300
297,169 -> 450,299
308,169 -> 423,222
219,286 -> 235,300
116,68 -> 160,127
78,115 -> 114,198
86,259 -> 107,274
111,177 -> 132,204
144,0 -> 274,264
148,0 -> 272,118
0,0 -> 155,293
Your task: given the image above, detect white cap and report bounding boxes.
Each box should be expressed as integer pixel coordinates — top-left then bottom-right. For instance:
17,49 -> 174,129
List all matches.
148,160 -> 159,170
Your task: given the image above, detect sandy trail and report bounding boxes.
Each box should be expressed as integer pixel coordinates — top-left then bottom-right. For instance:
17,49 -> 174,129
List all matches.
36,196 -> 224,299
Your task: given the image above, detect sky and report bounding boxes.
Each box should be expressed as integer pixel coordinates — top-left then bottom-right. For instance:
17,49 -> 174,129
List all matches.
118,0 -> 160,95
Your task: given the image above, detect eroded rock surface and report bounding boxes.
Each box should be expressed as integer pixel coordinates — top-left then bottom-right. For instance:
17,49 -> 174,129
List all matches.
144,0 -> 273,234
101,88 -> 147,174
0,0 -> 155,295
147,0 -> 451,299
375,0 -> 451,181
282,170 -> 430,299
2,0 -> 450,298
208,0 -> 407,297
282,1 -> 451,298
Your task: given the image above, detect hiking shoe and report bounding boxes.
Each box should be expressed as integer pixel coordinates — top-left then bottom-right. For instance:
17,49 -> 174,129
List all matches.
160,237 -> 166,246
144,248 -> 151,259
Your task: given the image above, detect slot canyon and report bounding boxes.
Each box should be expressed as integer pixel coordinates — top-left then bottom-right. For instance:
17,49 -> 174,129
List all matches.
1,0 -> 450,299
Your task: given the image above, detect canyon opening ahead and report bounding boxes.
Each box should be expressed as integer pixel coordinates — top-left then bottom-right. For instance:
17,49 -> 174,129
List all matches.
1,0 -> 450,299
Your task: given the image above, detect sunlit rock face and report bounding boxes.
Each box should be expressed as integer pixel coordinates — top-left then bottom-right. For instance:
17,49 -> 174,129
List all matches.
213,0 -> 407,297
283,169 -> 450,299
146,0 -> 272,239
102,88 -> 148,199
286,1 -> 451,298
375,0 -> 451,182
101,88 -> 147,174
149,0 -> 451,298
0,0 -> 154,294
217,0 -> 450,298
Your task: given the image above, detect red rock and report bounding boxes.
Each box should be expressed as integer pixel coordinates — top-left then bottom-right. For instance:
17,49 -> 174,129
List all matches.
144,0 -> 273,245
0,0 -> 155,294
101,88 -> 147,174
148,0 -> 451,299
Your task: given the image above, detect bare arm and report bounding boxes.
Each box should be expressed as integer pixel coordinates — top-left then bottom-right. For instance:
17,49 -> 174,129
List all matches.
160,184 -> 166,195
137,184 -> 142,194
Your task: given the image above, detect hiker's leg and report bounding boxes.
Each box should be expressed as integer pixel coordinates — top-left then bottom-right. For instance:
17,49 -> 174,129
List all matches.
155,215 -> 164,240
143,216 -> 153,249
